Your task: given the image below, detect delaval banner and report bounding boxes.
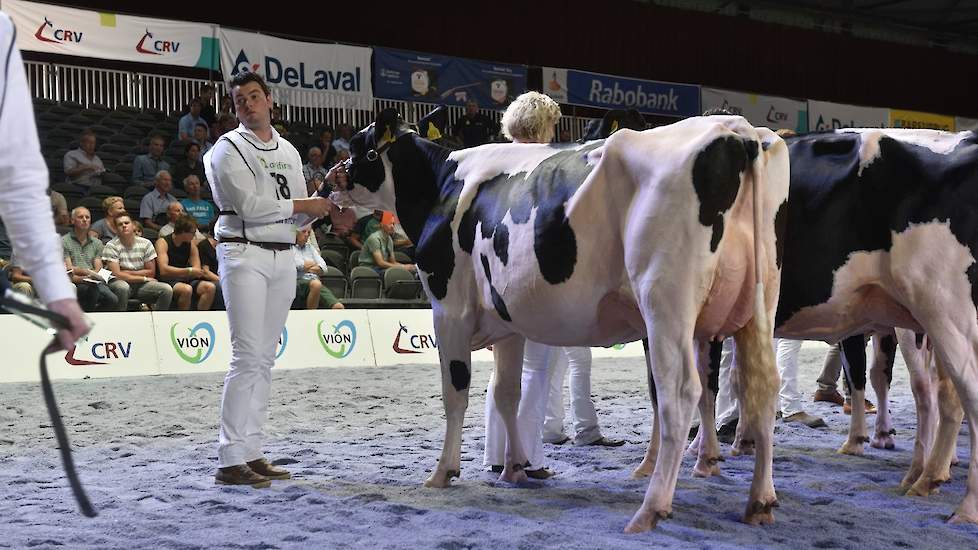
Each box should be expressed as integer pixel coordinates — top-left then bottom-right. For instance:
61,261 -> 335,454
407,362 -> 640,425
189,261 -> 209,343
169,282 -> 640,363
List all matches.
373,47 -> 526,109
542,66 -> 700,118
889,109 -> 955,131
219,28 -> 372,110
4,0 -> 218,69
808,100 -> 888,131
701,87 -> 808,132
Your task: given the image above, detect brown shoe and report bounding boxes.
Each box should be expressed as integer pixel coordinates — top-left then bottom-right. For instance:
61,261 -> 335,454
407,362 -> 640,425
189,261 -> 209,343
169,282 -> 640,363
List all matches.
215,464 -> 271,488
783,411 -> 827,428
246,458 -> 292,480
585,436 -> 626,447
526,467 -> 554,480
843,399 -> 877,415
813,388 -> 845,406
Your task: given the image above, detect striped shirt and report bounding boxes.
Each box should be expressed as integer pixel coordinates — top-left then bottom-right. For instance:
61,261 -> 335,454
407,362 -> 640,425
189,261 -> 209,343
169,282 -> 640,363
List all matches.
62,232 -> 103,270
101,236 -> 156,271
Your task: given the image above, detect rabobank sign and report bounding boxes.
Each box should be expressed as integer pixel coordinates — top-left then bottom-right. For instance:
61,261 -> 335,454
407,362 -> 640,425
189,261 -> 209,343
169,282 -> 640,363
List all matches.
564,69 -> 699,118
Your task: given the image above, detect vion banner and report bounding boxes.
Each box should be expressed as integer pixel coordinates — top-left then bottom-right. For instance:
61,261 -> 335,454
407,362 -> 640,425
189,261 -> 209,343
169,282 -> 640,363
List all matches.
701,87 -> 808,132
4,0 -> 218,69
219,28 -> 372,110
542,66 -> 699,118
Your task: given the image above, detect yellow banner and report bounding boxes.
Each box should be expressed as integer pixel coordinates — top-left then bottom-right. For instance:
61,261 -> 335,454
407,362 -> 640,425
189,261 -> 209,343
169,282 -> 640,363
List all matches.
889,109 -> 955,131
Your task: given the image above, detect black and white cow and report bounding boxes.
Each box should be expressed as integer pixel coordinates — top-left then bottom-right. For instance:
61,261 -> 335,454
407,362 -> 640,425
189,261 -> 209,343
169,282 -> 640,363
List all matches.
675,128 -> 978,524
342,109 -> 789,531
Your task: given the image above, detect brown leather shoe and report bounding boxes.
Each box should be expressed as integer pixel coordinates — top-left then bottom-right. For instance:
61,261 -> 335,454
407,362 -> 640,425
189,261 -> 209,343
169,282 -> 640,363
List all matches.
215,464 -> 271,488
813,388 -> 845,406
526,467 -> 554,480
843,399 -> 877,415
246,458 -> 292,480
585,436 -> 626,447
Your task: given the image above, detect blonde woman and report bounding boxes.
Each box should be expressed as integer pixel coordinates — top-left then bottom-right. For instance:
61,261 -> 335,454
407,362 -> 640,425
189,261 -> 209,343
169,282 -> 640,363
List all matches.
90,195 -> 126,243
499,91 -> 561,143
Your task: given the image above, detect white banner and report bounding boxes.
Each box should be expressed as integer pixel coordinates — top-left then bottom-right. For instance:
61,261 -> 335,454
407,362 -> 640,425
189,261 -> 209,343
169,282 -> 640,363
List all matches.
808,100 -> 888,131
957,117 -> 978,132
219,28 -> 372,110
280,310 -> 375,369
4,0 -> 218,68
701,88 -> 808,132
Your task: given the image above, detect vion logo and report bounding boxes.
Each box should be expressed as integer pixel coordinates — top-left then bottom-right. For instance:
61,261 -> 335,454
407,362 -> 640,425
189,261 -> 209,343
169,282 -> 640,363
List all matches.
34,16 -> 83,44
170,322 -> 216,364
318,320 -> 356,359
136,29 -> 181,55
275,327 -> 288,360
393,322 -> 437,354
231,50 -> 260,76
64,336 -> 132,365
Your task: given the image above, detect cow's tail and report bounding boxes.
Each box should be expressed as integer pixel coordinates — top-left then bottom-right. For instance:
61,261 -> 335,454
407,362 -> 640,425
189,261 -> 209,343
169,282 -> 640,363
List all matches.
748,138 -> 769,333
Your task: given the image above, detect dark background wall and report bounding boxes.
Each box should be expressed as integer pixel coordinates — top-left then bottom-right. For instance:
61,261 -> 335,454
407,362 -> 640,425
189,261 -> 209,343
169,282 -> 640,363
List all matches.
34,0 -> 978,118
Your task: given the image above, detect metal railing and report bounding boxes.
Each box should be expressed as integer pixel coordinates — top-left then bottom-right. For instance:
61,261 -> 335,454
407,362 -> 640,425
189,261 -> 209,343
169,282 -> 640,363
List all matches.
24,60 -> 596,140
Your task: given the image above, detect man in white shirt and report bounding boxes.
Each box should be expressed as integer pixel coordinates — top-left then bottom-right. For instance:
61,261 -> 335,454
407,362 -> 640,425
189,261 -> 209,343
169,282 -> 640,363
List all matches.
205,71 -> 329,488
62,129 -> 105,193
294,228 -> 343,310
0,12 -> 88,348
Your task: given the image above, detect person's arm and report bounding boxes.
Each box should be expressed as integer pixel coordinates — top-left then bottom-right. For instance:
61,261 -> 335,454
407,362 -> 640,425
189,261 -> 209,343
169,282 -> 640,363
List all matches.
139,195 -> 161,230
178,117 -> 192,142
132,156 -> 146,184
63,152 -> 93,178
187,240 -> 203,279
154,237 -> 183,279
106,259 -> 142,282
65,256 -> 85,284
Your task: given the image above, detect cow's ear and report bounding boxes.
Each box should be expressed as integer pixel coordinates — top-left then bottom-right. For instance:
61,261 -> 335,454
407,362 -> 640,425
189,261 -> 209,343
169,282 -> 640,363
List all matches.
375,108 -> 402,147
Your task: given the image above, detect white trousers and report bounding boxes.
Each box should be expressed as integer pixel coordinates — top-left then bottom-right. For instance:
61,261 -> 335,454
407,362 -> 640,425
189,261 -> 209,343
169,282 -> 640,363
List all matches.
542,347 -> 602,445
217,243 -> 297,467
484,340 -> 554,469
715,338 -> 804,427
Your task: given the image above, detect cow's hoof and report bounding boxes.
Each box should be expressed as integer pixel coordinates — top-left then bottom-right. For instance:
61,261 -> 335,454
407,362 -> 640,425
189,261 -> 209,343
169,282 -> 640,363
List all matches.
837,441 -> 865,456
624,508 -> 671,533
692,457 -> 722,478
871,435 -> 895,450
900,469 -> 922,490
630,462 -> 655,479
950,456 -> 961,467
948,509 -> 978,525
731,439 -> 754,457
906,477 -> 943,497
499,468 -> 529,484
423,469 -> 458,488
743,498 -> 778,526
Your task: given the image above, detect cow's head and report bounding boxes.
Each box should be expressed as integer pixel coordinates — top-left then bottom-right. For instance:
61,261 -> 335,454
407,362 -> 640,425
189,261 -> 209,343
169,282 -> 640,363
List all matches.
343,108 -> 416,212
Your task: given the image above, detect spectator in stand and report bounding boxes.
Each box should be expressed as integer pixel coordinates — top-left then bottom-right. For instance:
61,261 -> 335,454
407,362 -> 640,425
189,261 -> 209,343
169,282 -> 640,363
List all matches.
317,126 -> 337,167
139,170 -> 177,231
156,214 -> 216,311
198,84 -> 217,126
218,113 -> 237,136
357,211 -> 416,275
332,123 -> 353,153
133,135 -> 170,186
194,223 -> 222,309
7,253 -> 34,296
63,129 -> 105,194
171,142 -> 206,190
179,175 -> 215,228
49,188 -> 69,229
452,99 -> 498,148
294,228 -> 343,310
178,98 -> 207,142
158,201 -> 204,240
218,94 -> 232,119
62,206 -> 119,311
91,195 -> 125,243
101,213 -> 172,311
192,122 -> 214,155
302,146 -> 329,195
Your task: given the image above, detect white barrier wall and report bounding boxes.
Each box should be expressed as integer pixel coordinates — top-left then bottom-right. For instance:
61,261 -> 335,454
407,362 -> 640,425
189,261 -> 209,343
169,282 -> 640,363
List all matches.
1,309 -> 664,385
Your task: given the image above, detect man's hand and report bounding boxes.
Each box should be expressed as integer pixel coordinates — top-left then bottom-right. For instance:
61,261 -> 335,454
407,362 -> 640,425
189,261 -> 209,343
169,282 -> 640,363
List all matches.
294,197 -> 331,218
47,298 -> 91,351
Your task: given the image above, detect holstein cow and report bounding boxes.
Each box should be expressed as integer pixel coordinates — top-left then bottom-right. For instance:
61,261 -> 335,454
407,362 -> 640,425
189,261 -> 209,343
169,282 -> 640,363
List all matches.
675,128 -> 978,524
341,108 -> 789,532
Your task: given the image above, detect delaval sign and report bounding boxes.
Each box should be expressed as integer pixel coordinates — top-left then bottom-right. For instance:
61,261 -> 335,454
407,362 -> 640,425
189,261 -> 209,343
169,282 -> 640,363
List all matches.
219,28 -> 372,109
544,67 -> 699,118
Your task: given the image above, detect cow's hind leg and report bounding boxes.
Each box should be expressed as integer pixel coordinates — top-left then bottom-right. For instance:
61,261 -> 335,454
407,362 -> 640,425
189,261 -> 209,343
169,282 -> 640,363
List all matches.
839,335 -> 870,456
692,340 -> 723,478
870,334 -> 897,450
732,305 -> 779,525
907,359 -> 962,497
897,330 -> 938,489
632,338 -> 660,479
424,321 -> 476,488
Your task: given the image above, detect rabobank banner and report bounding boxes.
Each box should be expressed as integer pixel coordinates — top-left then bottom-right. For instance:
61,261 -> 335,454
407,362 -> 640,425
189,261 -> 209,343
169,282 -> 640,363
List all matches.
373,47 -> 526,109
958,117 -> 978,132
701,87 -> 807,132
219,28 -> 372,110
4,0 -> 218,69
542,66 -> 699,118
808,100 -> 888,131
889,109 -> 955,131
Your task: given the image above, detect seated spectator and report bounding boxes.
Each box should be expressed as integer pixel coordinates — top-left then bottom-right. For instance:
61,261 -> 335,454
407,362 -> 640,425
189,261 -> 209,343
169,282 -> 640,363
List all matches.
158,201 -> 204,240
295,228 -> 343,310
91,195 -> 126,243
139,170 -> 176,231
132,135 -> 170,186
50,188 -> 69,229
453,99 -> 498,148
178,98 -> 207,142
195,225 -> 223,309
171,142 -> 206,190
63,129 -> 105,194
7,253 -> 34,297
217,113 -> 237,136
317,126 -> 338,167
198,84 -> 217,125
333,123 -> 353,153
357,212 -> 416,275
101,214 -> 172,310
302,146 -> 329,195
192,122 -> 214,155
179,175 -> 215,228
155,215 -> 216,311
62,206 -> 120,311
217,94 -> 232,119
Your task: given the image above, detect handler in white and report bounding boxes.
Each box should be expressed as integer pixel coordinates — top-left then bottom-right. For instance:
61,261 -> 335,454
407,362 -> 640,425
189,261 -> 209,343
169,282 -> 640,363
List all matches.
205,72 -> 329,487
0,12 -> 88,349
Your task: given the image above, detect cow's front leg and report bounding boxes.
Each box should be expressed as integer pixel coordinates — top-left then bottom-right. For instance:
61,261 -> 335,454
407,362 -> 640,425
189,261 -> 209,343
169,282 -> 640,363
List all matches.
632,338 -> 659,479
625,317 -> 699,533
692,340 -> 723,478
870,334 -> 897,450
424,319 -> 476,489
838,335 -> 870,456
897,330 -> 938,489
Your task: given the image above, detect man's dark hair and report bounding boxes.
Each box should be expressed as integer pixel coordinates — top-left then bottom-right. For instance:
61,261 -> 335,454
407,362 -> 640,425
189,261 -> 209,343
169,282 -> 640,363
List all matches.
229,71 -> 270,97
173,214 -> 198,235
184,141 -> 201,154
149,133 -> 166,145
194,121 -> 210,131
190,97 -> 202,108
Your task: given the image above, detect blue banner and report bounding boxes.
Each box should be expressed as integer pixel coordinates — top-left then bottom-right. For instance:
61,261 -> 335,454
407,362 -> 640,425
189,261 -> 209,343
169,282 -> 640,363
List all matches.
373,47 -> 527,109
544,67 -> 700,118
